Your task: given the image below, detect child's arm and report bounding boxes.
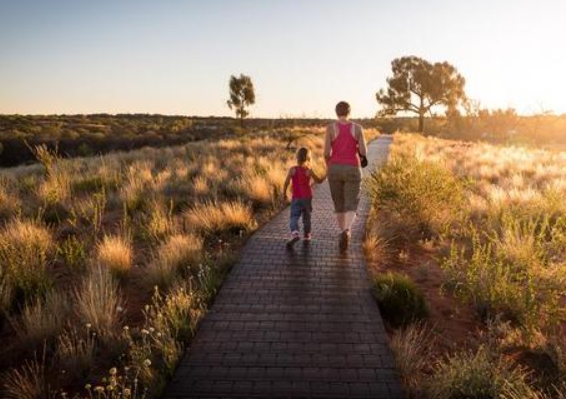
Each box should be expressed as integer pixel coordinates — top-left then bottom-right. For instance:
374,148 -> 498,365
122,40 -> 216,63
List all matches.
282,167 -> 293,200
309,168 -> 325,184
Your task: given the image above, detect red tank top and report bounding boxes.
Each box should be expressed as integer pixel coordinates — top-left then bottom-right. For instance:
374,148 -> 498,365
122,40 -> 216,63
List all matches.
291,166 -> 312,199
329,122 -> 359,167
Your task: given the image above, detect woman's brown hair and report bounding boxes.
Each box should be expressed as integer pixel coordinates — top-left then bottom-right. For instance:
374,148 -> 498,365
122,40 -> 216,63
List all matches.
335,101 -> 351,117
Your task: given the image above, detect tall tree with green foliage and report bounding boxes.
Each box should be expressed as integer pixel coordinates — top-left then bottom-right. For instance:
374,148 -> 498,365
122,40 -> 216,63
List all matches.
376,56 -> 467,132
227,74 -> 255,127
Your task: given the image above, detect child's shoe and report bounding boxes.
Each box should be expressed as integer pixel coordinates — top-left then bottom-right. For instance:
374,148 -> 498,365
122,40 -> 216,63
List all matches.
303,233 -> 312,241
286,231 -> 300,248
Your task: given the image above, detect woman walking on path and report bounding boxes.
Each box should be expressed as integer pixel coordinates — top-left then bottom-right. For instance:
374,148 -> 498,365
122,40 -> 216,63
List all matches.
324,101 -> 368,251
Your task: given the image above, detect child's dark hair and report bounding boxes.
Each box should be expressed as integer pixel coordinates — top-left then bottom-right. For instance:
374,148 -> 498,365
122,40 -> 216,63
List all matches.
296,147 -> 311,165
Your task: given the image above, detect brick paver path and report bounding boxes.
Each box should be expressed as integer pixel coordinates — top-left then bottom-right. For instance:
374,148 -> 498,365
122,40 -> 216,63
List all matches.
164,136 -> 404,398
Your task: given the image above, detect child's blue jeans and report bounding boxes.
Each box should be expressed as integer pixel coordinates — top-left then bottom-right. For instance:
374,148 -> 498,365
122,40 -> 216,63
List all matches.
290,198 -> 312,234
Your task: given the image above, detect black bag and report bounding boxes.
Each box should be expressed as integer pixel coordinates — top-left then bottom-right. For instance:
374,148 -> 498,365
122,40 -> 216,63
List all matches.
359,152 -> 368,168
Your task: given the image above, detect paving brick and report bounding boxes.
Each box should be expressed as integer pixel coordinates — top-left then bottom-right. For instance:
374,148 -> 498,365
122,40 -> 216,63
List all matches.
162,137 -> 405,399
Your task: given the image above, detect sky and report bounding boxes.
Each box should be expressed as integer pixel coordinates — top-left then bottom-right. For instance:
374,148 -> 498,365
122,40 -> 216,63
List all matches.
0,0 -> 565,118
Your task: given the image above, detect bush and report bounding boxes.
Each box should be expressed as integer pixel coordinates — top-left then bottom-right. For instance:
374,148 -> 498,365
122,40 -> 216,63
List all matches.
367,155 -> 464,239
0,219 -> 53,308
428,345 -> 538,399
371,272 -> 428,328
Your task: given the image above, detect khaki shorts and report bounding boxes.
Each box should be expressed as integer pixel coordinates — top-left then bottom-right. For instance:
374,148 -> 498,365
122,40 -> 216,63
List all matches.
328,164 -> 362,213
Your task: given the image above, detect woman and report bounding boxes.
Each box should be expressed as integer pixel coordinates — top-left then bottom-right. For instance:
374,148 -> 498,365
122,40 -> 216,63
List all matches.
324,101 -> 367,251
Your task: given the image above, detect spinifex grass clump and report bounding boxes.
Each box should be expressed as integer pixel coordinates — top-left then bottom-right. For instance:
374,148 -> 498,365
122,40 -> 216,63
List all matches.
96,234 -> 133,278
367,154 -> 464,240
0,218 -> 53,309
145,233 -> 203,290
74,266 -> 124,340
183,201 -> 256,236
428,345 -> 538,399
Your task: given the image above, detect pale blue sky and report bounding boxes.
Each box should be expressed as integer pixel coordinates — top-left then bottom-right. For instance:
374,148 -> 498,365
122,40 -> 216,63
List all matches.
1,0 -> 565,117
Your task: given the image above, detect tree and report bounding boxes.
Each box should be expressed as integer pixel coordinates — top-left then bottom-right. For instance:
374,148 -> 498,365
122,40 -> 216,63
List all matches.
227,74 -> 255,127
376,56 -> 466,132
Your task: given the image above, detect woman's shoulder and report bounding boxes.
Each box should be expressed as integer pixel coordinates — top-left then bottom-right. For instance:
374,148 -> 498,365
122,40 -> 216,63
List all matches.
350,122 -> 364,137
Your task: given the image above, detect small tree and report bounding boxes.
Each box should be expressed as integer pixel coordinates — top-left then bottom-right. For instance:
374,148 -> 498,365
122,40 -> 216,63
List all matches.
376,56 -> 467,132
227,74 -> 255,127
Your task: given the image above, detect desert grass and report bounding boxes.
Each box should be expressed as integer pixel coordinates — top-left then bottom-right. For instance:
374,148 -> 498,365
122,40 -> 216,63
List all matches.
428,345 -> 538,399
11,291 -> 70,349
0,355 -> 49,399
145,234 -> 203,289
96,234 -> 133,278
368,133 -> 566,397
0,178 -> 21,219
74,266 -> 124,339
367,153 -> 465,239
380,134 -> 566,332
390,323 -> 433,397
183,201 -> 256,236
0,218 -> 53,307
56,326 -> 96,381
0,127 -> 376,398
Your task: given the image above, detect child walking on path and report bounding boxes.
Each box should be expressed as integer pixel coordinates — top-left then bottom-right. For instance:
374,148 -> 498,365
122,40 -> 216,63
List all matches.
283,147 -> 325,248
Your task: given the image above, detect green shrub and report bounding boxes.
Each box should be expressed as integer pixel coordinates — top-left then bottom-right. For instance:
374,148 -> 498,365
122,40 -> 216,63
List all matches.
56,235 -> 87,272
371,272 -> 428,328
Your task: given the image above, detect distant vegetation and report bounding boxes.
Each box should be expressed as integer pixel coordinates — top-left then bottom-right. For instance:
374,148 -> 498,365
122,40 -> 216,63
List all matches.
0,114 -> 326,168
376,111 -> 566,148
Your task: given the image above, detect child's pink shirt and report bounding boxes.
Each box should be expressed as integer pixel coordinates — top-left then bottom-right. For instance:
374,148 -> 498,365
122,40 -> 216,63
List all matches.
291,166 -> 312,199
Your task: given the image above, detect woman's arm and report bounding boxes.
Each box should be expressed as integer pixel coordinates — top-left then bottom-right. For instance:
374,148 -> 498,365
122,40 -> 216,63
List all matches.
324,125 -> 333,162
357,125 -> 367,157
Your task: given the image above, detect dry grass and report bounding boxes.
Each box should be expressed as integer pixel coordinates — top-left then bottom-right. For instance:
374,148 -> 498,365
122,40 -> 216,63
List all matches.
0,219 -> 53,307
390,323 -> 433,397
0,127 -> 358,397
96,234 -> 133,278
1,354 -> 48,399
145,233 -> 203,289
183,201 -> 256,235
428,345 -> 538,399
74,266 -> 124,339
371,133 -> 566,397
11,291 -> 70,349
56,326 -> 96,380
0,179 -> 21,219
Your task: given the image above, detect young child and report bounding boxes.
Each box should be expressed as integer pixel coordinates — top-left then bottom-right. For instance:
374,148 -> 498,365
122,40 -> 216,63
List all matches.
282,147 -> 325,248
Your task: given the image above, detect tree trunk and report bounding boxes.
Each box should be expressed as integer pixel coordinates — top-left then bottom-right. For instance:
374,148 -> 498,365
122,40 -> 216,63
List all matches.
418,96 -> 425,132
